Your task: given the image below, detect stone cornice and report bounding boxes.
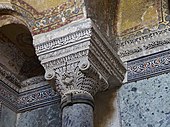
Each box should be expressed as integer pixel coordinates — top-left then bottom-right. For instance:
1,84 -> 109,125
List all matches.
21,76 -> 46,87
0,80 -> 18,111
0,65 -> 21,91
117,27 -> 170,62
33,18 -> 92,46
0,63 -> 47,92
18,85 -> 60,112
34,28 -> 92,55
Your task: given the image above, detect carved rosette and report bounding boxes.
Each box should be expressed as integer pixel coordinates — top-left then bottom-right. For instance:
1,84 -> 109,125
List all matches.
33,18 -> 126,107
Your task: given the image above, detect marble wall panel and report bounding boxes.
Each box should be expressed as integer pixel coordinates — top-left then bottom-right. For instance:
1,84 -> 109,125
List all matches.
16,104 -> 62,127
0,104 -> 17,127
118,72 -> 170,127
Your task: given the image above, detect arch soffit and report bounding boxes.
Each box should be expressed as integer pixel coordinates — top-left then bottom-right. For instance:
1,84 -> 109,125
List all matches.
0,3 -> 33,35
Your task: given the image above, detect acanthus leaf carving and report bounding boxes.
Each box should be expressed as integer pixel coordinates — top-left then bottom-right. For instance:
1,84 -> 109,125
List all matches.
44,60 -> 101,97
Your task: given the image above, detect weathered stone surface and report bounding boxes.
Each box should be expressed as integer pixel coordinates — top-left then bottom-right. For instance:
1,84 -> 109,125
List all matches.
94,89 -> 120,127
85,0 -> 117,41
62,103 -> 93,127
118,73 -> 170,127
16,104 -> 61,127
0,105 -> 17,127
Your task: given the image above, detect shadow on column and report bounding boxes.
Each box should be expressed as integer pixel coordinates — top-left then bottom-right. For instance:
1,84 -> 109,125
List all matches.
94,87 -> 120,127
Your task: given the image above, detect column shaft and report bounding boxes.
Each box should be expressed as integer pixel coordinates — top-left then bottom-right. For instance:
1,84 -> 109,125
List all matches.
62,103 -> 93,127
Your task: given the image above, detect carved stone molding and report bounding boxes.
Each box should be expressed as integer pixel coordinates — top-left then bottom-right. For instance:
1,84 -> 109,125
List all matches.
117,26 -> 170,61
33,18 -> 126,98
0,81 -> 18,111
0,80 -> 60,112
18,85 -> 60,112
0,64 -> 21,91
21,76 -> 46,87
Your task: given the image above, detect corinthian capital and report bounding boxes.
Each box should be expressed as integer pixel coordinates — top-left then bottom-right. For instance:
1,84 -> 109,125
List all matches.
44,60 -> 101,96
33,18 -> 126,98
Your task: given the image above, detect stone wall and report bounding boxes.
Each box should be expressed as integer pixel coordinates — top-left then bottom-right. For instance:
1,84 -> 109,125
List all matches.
0,79 -> 62,127
16,104 -> 62,127
0,104 -> 17,127
118,72 -> 170,127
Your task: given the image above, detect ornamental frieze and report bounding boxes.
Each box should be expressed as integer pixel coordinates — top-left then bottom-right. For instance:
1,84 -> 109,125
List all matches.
0,81 -> 18,110
127,49 -> 170,82
118,27 -> 170,61
18,85 -> 59,112
0,78 -> 60,112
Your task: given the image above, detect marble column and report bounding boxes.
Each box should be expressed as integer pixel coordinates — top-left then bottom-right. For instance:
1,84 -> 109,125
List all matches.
33,18 -> 126,127
44,64 -> 98,127
61,91 -> 94,127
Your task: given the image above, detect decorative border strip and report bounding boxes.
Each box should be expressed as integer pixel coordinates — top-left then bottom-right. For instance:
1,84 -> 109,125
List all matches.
117,27 -> 170,61
127,49 -> 170,82
118,28 -> 170,48
18,85 -> 60,112
0,81 -> 18,108
0,80 -> 60,112
35,28 -> 92,54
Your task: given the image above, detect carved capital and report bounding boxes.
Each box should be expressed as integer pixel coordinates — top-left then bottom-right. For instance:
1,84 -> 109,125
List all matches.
44,60 -> 101,96
33,18 -> 126,98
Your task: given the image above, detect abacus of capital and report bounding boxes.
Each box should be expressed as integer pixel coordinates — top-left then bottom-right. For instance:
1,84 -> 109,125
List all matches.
33,18 -> 126,127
